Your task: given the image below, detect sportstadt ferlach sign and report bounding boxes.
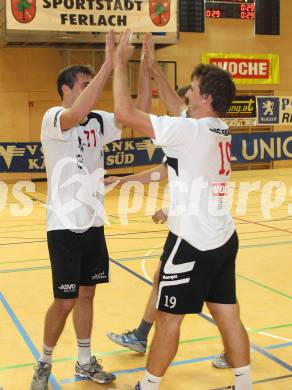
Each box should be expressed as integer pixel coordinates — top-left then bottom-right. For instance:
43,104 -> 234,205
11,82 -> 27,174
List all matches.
7,0 -> 177,33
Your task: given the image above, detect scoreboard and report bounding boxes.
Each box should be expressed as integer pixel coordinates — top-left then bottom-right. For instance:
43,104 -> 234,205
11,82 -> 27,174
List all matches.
205,0 -> 255,20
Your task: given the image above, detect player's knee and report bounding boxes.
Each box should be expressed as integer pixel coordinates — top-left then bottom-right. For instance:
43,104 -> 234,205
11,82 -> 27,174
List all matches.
78,286 -> 96,301
53,298 -> 76,315
207,302 -> 239,320
155,310 -> 183,330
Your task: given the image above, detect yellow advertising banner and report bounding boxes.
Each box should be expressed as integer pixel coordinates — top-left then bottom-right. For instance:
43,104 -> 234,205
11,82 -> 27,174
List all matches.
202,53 -> 280,84
6,0 -> 177,33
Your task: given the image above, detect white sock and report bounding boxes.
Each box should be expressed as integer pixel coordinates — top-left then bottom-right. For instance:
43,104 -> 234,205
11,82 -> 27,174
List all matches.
39,343 -> 54,365
233,365 -> 252,390
139,370 -> 162,390
77,338 -> 91,366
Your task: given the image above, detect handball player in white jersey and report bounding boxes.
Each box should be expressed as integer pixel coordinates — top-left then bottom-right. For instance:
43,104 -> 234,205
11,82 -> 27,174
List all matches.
113,32 -> 252,390
30,31 -> 151,390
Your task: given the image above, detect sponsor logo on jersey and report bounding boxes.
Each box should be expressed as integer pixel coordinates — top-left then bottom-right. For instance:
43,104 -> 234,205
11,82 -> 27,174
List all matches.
211,182 -> 229,197
11,0 -> 36,24
209,128 -> 230,136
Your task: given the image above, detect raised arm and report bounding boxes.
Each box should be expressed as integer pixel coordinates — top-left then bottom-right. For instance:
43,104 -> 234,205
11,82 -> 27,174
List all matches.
113,30 -> 155,138
105,163 -> 167,186
145,34 -> 187,116
60,30 -> 115,131
136,34 -> 152,113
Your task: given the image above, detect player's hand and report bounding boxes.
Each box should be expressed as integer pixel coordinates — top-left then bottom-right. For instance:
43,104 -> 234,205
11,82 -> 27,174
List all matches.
144,33 -> 156,70
140,33 -> 151,71
114,29 -> 134,66
104,29 -> 115,70
104,176 -> 122,187
152,208 -> 168,224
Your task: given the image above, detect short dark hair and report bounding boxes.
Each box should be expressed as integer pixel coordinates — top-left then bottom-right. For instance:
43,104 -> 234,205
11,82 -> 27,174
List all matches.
191,64 -> 236,116
176,85 -> 190,97
57,65 -> 94,98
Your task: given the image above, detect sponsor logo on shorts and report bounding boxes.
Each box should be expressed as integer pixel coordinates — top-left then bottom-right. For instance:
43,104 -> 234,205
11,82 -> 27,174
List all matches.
91,271 -> 107,281
162,274 -> 178,280
58,283 -> 77,293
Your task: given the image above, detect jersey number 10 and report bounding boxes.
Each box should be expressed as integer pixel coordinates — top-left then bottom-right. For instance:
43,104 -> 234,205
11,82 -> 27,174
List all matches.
218,141 -> 231,176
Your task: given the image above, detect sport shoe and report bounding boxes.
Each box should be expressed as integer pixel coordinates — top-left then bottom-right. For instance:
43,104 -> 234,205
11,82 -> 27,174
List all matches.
75,356 -> 116,383
212,353 -> 231,368
107,330 -> 147,353
134,383 -> 141,390
30,362 -> 52,390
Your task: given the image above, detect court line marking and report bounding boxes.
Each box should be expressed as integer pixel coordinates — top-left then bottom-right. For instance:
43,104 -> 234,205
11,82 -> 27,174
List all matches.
236,274 -> 292,300
1,341 -> 291,375
0,258 -> 49,266
245,326 -> 292,342
254,331 -> 291,342
141,241 -> 164,282
60,355 -> 292,385
250,342 -> 292,371
1,258 -> 291,301
0,291 -> 62,390
0,240 -> 46,246
209,374 -> 292,390
0,266 -> 50,274
234,216 -> 292,234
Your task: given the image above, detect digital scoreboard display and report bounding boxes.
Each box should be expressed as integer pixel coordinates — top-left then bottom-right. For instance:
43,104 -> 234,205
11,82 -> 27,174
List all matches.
205,0 -> 256,20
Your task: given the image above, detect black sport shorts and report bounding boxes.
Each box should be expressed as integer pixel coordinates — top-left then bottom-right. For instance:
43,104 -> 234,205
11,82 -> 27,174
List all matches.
47,226 -> 109,299
157,231 -> 238,314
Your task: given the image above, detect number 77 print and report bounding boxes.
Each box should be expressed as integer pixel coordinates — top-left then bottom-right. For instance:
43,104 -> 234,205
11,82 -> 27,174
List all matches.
11,0 -> 36,24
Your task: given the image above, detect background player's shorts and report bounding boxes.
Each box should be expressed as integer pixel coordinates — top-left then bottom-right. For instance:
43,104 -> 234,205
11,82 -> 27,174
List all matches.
47,226 -> 109,299
157,231 -> 238,314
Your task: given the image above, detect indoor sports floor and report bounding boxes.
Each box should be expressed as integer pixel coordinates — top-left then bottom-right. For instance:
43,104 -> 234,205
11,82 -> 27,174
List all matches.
0,168 -> 291,389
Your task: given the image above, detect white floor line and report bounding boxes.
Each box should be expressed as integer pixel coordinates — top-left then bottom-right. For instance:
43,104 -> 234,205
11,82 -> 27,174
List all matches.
141,241 -> 164,282
256,332 -> 291,342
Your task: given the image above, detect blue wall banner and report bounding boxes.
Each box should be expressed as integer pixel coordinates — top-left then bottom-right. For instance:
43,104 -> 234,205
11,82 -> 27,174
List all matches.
0,139 -> 164,173
1,133 -> 292,172
231,132 -> 292,163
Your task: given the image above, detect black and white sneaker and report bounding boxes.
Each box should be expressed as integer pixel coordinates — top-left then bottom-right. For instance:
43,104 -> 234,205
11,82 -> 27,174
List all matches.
75,356 -> 116,383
